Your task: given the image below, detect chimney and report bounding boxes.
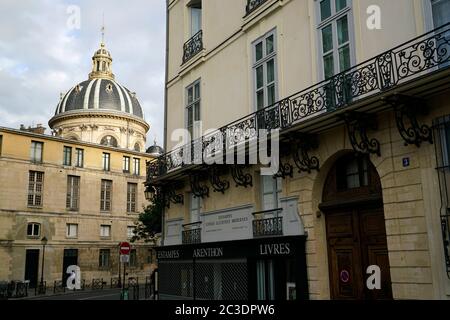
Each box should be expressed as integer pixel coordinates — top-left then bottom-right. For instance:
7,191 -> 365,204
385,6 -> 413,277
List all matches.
21,124 -> 46,135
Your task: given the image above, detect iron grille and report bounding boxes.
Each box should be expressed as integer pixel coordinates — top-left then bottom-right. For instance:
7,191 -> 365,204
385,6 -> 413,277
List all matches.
182,228 -> 201,244
183,30 -> 203,64
253,217 -> 283,237
246,0 -> 268,16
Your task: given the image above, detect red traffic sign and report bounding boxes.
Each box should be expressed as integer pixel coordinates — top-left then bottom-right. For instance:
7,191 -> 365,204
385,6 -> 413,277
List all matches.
119,242 -> 131,255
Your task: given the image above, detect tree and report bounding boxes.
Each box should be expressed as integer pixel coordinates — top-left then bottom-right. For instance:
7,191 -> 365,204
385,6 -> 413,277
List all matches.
130,198 -> 163,243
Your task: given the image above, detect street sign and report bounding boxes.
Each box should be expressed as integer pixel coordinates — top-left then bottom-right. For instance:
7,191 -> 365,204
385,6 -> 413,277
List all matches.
119,242 -> 131,255
120,255 -> 130,263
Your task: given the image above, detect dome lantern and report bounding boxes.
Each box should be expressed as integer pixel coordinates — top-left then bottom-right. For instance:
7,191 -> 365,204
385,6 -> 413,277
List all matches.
89,42 -> 115,80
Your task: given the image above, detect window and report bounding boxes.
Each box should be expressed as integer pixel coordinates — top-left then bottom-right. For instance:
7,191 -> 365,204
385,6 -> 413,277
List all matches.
127,183 -> 138,213
134,143 -> 141,152
66,175 -> 80,211
129,249 -> 138,267
133,158 -> 140,175
30,141 -> 43,163
123,156 -> 130,172
28,171 -> 44,207
66,224 -> 78,238
99,249 -> 110,268
100,135 -> 118,147
431,0 -> 450,28
27,223 -> 40,237
253,30 -> 277,111
127,226 -> 136,239
189,0 -> 202,36
190,193 -> 201,223
186,80 -> 201,140
102,152 -> 110,171
75,148 -> 84,168
100,180 -> 112,211
261,175 -> 282,211
63,146 -> 72,166
100,225 -> 111,238
0,135 -> 3,156
317,0 -> 353,79
336,155 -> 369,190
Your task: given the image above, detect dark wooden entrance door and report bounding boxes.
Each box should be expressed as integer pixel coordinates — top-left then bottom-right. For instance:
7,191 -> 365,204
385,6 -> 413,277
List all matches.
326,208 -> 392,299
62,249 -> 78,284
24,249 -> 40,288
321,153 -> 393,300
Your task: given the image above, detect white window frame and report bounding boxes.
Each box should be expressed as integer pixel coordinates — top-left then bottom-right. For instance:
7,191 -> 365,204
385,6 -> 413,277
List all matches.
133,158 -> 140,175
185,79 -> 201,141
28,171 -> 44,207
127,183 -> 138,213
190,193 -> 201,223
100,224 -> 111,238
99,249 -> 110,268
252,28 -> 278,111
127,226 -> 136,239
424,0 -> 450,31
102,152 -> 110,171
75,148 -> 84,168
66,223 -> 78,238
316,0 -> 356,80
123,156 -> 130,172
30,141 -> 43,163
261,175 -> 282,213
63,146 -> 72,166
27,223 -> 41,237
189,0 -> 202,37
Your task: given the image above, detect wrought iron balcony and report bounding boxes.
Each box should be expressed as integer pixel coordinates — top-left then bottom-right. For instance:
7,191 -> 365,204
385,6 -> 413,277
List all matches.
183,30 -> 203,64
182,222 -> 202,244
245,0 -> 268,16
252,208 -> 283,237
147,23 -> 450,184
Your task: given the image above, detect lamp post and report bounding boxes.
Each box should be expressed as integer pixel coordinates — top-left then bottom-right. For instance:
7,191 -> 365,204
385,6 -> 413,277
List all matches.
144,186 -> 153,201
39,236 -> 48,294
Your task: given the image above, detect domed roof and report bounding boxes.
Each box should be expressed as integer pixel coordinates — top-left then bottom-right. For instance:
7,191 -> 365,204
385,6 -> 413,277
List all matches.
146,142 -> 164,157
52,42 -> 144,120
55,78 -> 143,118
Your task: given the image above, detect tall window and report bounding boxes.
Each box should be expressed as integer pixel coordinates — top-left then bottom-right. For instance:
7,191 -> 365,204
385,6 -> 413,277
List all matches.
99,249 -> 110,268
190,193 -> 201,223
261,175 -> 282,211
431,0 -> 450,28
189,0 -> 202,36
0,135 -> 3,156
102,153 -> 110,171
30,141 -> 43,163
123,156 -> 130,172
66,175 -> 80,211
28,171 -> 44,207
317,0 -> 353,79
186,80 -> 201,140
336,155 -> 369,190
63,146 -> 72,166
100,180 -> 112,211
253,30 -> 277,110
66,224 -> 78,238
127,226 -> 136,239
75,148 -> 84,168
133,158 -> 140,175
129,249 -> 138,267
100,225 -> 111,238
127,183 -> 137,213
27,223 -> 41,237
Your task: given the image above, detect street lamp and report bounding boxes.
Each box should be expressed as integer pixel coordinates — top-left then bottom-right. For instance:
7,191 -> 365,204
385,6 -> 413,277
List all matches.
144,186 -> 156,201
39,236 -> 48,294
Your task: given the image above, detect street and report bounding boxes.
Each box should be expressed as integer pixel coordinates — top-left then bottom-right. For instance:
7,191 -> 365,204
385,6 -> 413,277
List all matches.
14,288 -> 127,300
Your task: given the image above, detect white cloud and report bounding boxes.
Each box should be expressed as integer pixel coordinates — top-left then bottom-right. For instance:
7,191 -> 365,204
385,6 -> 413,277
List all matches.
0,0 -> 166,148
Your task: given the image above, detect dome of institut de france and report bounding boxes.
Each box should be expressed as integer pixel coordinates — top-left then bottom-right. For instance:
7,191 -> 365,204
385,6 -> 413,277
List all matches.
48,39 -> 150,152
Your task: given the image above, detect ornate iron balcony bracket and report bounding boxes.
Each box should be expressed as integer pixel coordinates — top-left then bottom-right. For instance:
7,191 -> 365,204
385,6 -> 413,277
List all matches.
384,94 -> 433,147
209,165 -> 230,194
189,172 -> 209,198
273,162 -> 294,179
162,183 -> 184,209
231,164 -> 253,188
291,133 -> 320,173
342,112 -> 381,156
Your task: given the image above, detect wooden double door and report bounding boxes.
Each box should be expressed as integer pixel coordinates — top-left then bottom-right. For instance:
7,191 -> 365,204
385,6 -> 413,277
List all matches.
326,206 -> 392,300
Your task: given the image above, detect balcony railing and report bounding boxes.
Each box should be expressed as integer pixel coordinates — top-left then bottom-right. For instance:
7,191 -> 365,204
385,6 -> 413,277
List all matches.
182,222 -> 202,244
147,23 -> 450,183
183,30 -> 203,64
245,0 -> 268,16
252,208 -> 283,237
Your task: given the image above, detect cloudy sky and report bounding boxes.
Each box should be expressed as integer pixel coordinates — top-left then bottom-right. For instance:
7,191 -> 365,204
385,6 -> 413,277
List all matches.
0,0 -> 166,147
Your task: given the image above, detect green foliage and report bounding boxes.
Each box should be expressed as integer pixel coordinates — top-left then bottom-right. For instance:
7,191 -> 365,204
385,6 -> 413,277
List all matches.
130,198 -> 163,243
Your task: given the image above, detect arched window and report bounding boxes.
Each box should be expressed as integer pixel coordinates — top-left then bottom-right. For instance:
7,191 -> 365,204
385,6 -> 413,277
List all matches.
27,223 -> 41,237
134,143 -> 141,152
100,135 -> 118,147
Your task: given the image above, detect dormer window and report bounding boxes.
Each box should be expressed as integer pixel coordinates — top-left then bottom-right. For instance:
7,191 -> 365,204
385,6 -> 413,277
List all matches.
106,83 -> 113,93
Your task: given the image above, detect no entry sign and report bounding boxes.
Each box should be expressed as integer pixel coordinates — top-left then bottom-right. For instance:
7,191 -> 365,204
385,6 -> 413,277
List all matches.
119,242 -> 131,255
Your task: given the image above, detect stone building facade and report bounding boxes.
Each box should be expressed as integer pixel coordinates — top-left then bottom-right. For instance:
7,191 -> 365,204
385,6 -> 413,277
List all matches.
145,0 -> 450,299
